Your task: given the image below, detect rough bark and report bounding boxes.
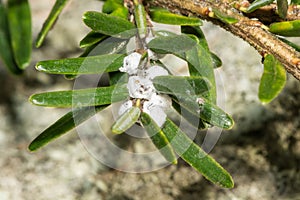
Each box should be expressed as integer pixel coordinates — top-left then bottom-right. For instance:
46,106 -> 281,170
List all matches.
146,0 -> 300,80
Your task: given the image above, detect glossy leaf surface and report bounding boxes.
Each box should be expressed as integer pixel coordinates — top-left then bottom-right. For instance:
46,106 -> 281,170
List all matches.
36,0 -> 69,47
79,31 -> 106,48
148,34 -> 197,55
112,106 -> 141,134
29,84 -> 128,107
173,96 -> 234,129
83,11 -> 135,38
212,8 -> 238,24
153,75 -> 211,96
269,20 -> 300,37
141,112 -> 177,164
162,119 -> 234,188
150,8 -> 202,26
7,0 -> 32,69
258,54 -> 286,104
246,0 -> 274,13
29,106 -> 106,151
0,2 -> 21,74
36,54 -> 125,74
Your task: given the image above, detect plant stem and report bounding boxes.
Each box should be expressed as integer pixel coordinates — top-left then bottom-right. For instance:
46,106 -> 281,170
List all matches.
145,0 -> 300,80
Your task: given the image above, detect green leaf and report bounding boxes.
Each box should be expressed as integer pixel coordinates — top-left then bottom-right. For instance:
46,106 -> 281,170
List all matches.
134,2 -> 148,38
80,38 -> 128,57
83,11 -> 135,39
28,106 -> 106,151
150,7 -> 202,26
148,34 -> 197,55
7,0 -> 32,69
162,119 -> 234,188
102,0 -> 123,14
291,0 -> 300,5
153,75 -> 211,96
279,37 -> 300,52
185,43 -> 216,103
246,0 -> 274,13
172,96 -> 234,129
110,7 -> 129,19
36,54 -> 125,75
111,106 -> 141,134
172,100 -> 208,130
269,20 -> 300,37
181,26 -> 223,69
79,31 -> 107,48
29,84 -> 128,107
210,52 -> 222,68
141,112 -> 177,164
0,2 -> 22,74
211,8 -> 238,24
277,0 -> 288,19
35,0 -> 69,48
258,54 -> 286,104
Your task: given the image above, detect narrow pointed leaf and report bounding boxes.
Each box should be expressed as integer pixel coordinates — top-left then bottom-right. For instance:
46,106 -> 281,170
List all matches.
79,31 -> 107,48
7,0 -> 32,69
162,119 -> 234,188
36,54 -> 125,74
269,20 -> 300,37
212,8 -> 238,24
28,106 -> 106,151
29,84 -> 128,107
134,3 -> 148,38
172,96 -> 234,129
83,11 -> 135,39
279,37 -> 300,52
277,0 -> 288,19
111,106 -> 141,134
0,2 -> 22,74
153,75 -> 211,96
246,0 -> 274,13
150,8 -> 202,26
35,0 -> 69,47
141,112 -> 177,164
148,34 -> 197,55
258,54 -> 286,104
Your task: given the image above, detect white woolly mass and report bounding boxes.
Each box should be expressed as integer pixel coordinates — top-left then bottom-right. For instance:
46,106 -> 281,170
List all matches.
127,76 -> 154,99
143,102 -> 167,127
118,100 -> 133,116
119,51 -> 171,127
119,52 -> 142,75
144,65 -> 169,80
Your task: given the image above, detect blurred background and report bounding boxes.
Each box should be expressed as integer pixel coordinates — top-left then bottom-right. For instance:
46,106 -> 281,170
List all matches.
0,0 -> 299,199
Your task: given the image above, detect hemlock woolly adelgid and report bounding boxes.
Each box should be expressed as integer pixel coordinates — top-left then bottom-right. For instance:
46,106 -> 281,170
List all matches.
118,52 -> 171,127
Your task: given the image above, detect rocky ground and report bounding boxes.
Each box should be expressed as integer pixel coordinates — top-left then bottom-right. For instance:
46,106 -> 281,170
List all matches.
0,0 -> 299,199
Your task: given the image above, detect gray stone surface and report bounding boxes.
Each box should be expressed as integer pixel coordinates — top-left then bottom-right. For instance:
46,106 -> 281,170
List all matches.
0,0 -> 299,199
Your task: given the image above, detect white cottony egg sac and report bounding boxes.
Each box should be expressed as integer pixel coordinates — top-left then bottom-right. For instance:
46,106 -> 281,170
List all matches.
119,51 -> 172,127
118,100 -> 133,116
143,102 -> 167,127
119,52 -> 142,75
127,76 -> 155,99
144,66 -> 169,80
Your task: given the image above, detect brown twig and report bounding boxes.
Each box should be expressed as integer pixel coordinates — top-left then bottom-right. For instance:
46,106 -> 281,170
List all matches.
145,0 -> 300,80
